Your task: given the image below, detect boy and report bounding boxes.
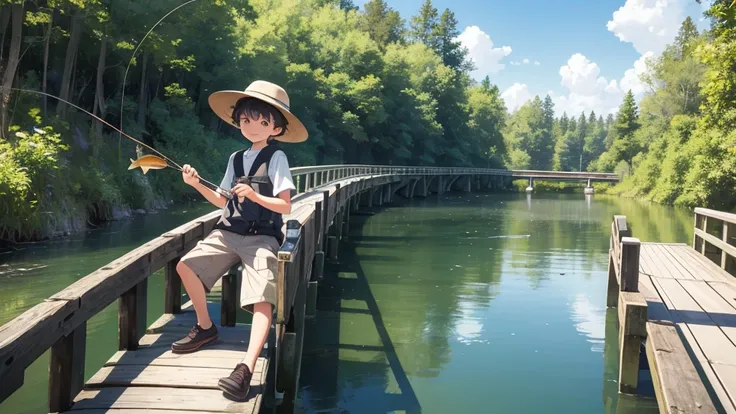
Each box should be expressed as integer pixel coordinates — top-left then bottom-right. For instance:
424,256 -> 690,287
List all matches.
172,80 -> 308,401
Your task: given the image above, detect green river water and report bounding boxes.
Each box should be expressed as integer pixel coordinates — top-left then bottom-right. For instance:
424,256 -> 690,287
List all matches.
0,192 -> 695,414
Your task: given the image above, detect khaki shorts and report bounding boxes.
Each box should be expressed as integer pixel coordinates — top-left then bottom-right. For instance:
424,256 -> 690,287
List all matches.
180,229 -> 280,313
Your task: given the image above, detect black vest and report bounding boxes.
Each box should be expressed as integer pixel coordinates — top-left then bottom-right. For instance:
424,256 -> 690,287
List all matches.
214,144 -> 284,245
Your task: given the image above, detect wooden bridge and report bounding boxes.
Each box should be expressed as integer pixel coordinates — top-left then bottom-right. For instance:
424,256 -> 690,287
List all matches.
511,169 -> 620,194
607,209 -> 736,414
0,164 -> 520,414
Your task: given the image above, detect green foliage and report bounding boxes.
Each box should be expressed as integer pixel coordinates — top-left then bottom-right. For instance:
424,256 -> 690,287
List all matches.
0,124 -> 69,241
3,0 -> 511,242
503,96 -> 554,169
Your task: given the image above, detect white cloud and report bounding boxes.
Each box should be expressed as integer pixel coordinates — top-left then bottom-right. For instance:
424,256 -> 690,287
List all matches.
510,61 -> 521,66
620,51 -> 655,96
501,83 -> 532,112
606,0 -> 688,55
548,52 -> 654,117
534,60 -> 540,66
456,25 -> 512,79
523,58 -> 530,64
559,53 -> 610,96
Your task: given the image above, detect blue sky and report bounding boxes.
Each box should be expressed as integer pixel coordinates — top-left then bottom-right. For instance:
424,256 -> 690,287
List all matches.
357,0 -> 712,116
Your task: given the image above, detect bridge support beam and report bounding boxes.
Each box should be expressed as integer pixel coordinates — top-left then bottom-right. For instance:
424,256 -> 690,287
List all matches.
526,177 -> 534,193
584,178 -> 594,195
464,176 -> 472,193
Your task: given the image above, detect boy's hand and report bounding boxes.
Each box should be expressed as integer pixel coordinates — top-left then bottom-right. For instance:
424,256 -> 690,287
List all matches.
232,183 -> 257,203
182,164 -> 200,186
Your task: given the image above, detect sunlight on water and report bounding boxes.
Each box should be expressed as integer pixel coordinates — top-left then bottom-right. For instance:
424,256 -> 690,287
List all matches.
298,192 -> 688,414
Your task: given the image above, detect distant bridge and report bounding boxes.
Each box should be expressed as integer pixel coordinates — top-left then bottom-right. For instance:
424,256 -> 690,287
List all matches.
291,165 -> 620,196
510,169 -> 620,194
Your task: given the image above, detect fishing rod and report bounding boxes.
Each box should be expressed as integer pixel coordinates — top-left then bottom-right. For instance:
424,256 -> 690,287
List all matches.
8,87 -> 233,200
119,0 -> 199,145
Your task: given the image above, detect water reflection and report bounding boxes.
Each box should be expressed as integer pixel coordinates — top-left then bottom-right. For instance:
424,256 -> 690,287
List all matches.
298,192 -> 690,414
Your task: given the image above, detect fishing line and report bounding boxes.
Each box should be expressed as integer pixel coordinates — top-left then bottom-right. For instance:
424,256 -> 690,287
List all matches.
7,87 -> 232,199
118,0 -> 199,145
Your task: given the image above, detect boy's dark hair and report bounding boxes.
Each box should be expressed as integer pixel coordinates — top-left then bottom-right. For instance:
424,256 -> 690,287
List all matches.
231,97 -> 288,143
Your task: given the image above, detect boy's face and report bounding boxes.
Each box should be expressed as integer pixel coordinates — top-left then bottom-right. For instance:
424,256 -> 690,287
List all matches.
238,113 -> 283,143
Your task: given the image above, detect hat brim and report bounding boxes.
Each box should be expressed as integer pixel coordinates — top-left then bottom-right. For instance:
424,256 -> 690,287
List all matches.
208,90 -> 308,143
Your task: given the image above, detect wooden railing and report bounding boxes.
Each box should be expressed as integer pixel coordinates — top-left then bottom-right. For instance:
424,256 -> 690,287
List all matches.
606,215 -> 647,394
290,164 -> 512,193
0,162 -> 616,411
694,207 -> 736,275
0,164 -> 448,411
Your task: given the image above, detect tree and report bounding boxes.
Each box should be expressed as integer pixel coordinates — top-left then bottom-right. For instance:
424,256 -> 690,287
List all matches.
503,97 -> 554,169
674,16 -> 699,57
611,90 -> 642,168
0,1 -> 23,138
432,9 -> 468,71
360,0 -> 404,50
559,112 -> 570,135
339,0 -> 358,11
409,0 -> 438,48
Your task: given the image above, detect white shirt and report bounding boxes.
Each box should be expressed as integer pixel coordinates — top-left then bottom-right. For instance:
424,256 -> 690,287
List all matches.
220,148 -> 296,197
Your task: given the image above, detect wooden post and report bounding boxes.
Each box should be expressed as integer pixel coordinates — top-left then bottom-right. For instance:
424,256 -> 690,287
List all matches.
336,207 -> 344,242
306,281 -> 318,318
620,237 -> 640,292
221,264 -> 239,327
314,199 -> 325,280
618,291 -> 647,394
49,322 -> 86,413
119,278 -> 148,351
164,257 -> 181,314
343,199 -> 351,239
722,221 -> 729,270
701,216 -> 708,255
328,236 -> 338,262
606,253 -> 618,307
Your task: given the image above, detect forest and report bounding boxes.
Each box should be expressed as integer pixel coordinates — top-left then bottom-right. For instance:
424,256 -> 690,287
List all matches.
0,0 -> 733,242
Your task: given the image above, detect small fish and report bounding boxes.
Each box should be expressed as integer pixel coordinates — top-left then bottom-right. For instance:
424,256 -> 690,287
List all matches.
128,154 -> 168,174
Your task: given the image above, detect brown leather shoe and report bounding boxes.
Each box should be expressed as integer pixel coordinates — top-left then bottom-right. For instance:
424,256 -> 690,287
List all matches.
171,323 -> 218,354
218,363 -> 252,401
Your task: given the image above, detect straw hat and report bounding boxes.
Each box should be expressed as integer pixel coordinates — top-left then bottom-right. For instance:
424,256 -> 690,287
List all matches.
208,80 -> 308,143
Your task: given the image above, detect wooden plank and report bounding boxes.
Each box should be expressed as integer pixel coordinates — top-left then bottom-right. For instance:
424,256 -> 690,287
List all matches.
696,228 -> 736,266
642,244 -> 672,278
69,387 -> 258,413
618,291 -> 648,337
657,278 -> 736,365
647,244 -> 693,279
651,244 -> 695,280
621,237 -> 641,292
49,322 -> 87,413
0,299 -> 78,391
651,277 -> 736,413
639,248 -> 656,276
695,208 -> 736,226
639,274 -> 671,322
646,321 -> 718,414
713,364 -> 736,412
709,281 -> 736,310
164,258 -> 182,314
85,364 -> 265,390
663,244 -> 712,281
681,244 -> 734,282
119,278 -> 148,351
618,291 -> 647,393
105,347 -> 251,369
